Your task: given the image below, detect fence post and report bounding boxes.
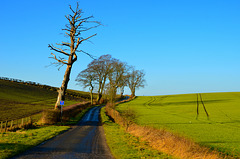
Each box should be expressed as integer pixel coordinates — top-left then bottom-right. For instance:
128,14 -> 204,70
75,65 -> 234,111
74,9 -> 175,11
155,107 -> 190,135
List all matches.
4,120 -> 8,132
16,119 -> 19,129
10,120 -> 13,130
0,121 -> 2,132
21,118 -> 24,128
29,117 -> 32,125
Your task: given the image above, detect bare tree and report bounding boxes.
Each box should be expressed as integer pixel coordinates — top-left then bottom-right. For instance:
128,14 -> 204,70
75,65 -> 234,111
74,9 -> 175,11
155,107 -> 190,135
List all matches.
87,54 -> 112,103
127,68 -> 145,97
48,3 -> 101,109
108,59 -> 127,102
75,68 -> 96,105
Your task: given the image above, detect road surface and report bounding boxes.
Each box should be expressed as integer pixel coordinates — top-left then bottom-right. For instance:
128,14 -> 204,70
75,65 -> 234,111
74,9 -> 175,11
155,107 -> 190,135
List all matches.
12,106 -> 114,159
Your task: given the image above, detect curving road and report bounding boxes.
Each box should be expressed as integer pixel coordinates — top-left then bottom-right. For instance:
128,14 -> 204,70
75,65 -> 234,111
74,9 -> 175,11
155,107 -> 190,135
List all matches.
12,106 -> 114,159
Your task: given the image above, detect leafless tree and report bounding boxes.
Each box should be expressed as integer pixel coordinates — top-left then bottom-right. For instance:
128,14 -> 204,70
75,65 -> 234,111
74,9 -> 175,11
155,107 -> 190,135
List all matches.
75,68 -> 96,105
87,54 -> 112,103
48,3 -> 101,109
108,59 -> 128,102
127,67 -> 145,97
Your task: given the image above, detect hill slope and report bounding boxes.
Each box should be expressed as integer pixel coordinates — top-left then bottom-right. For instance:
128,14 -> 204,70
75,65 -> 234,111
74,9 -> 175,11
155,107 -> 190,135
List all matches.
0,79 -> 90,121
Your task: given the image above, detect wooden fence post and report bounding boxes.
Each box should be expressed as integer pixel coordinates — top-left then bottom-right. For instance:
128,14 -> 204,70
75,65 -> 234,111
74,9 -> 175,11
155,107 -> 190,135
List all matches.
10,120 -> 13,130
29,117 -> 32,126
0,121 -> 2,132
4,121 -> 8,132
21,118 -> 24,128
17,119 -> 19,129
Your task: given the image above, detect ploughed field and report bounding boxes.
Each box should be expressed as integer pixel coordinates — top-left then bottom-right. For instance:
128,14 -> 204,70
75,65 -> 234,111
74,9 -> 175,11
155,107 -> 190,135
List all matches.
117,92 -> 240,156
0,80 -> 89,121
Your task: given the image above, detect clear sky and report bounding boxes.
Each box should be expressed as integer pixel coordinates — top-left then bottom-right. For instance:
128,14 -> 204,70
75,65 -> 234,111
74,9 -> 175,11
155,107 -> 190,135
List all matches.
0,0 -> 239,96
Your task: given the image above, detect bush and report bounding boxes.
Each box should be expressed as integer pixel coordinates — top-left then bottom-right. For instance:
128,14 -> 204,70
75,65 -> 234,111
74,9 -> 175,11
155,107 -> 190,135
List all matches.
40,110 -> 60,125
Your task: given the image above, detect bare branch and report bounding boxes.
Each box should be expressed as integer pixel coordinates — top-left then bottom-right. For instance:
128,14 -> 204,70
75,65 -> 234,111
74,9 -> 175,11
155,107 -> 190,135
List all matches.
69,4 -> 75,14
48,44 -> 70,56
72,53 -> 78,63
50,53 -> 68,65
61,42 -> 71,47
73,34 -> 97,53
77,50 -> 96,59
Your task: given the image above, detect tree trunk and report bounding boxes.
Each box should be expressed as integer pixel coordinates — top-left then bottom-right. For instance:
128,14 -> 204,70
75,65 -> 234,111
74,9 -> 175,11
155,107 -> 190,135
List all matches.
90,88 -> 93,105
131,88 -> 135,97
98,77 -> 106,103
97,81 -> 102,103
97,94 -> 102,103
55,64 -> 72,109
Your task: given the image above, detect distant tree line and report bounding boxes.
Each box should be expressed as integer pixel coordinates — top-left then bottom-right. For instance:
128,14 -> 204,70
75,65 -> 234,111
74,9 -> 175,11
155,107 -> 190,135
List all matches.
75,54 -> 146,104
0,77 -> 44,87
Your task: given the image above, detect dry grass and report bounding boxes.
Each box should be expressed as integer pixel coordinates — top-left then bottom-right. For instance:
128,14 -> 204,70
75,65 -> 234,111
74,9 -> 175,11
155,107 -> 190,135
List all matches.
105,99 -> 232,159
127,124 -> 223,159
40,101 -> 92,124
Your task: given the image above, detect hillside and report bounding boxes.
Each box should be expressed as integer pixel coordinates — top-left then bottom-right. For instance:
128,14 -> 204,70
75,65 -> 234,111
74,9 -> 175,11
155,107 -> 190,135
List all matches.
117,92 -> 240,157
0,79 -> 92,121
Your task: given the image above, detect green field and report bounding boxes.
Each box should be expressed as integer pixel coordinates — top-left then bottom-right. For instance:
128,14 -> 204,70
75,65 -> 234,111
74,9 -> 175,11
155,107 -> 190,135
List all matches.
0,80 -> 90,121
100,107 -> 173,159
117,92 -> 240,156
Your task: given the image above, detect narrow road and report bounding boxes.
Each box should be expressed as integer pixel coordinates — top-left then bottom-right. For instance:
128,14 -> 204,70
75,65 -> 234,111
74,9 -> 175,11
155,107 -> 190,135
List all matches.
12,106 -> 114,159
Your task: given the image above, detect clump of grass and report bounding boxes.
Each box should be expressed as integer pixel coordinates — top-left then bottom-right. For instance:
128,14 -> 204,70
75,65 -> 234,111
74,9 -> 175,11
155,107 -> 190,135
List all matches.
101,107 -> 173,159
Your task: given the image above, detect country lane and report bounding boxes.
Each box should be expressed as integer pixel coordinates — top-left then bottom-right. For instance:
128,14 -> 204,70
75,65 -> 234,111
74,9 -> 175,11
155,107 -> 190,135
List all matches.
12,106 -> 114,159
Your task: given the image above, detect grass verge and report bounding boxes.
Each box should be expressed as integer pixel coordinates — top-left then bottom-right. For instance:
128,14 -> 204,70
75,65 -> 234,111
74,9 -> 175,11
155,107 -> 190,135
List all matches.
100,107 -> 173,159
0,126 -> 69,159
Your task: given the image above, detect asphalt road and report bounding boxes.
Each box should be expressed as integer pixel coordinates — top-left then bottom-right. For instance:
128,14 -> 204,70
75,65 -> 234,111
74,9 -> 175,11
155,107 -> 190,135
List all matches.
12,106 -> 114,159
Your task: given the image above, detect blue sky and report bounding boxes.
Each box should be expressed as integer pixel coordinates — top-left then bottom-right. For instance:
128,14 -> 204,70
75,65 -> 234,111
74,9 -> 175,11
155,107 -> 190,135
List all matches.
0,0 -> 239,96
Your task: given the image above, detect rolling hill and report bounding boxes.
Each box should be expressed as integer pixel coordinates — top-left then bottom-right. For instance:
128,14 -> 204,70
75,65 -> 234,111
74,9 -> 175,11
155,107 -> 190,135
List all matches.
0,78 -> 92,121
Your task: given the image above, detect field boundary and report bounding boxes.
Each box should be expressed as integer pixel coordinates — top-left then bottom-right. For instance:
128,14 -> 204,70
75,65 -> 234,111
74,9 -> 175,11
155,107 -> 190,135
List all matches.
105,99 -> 230,159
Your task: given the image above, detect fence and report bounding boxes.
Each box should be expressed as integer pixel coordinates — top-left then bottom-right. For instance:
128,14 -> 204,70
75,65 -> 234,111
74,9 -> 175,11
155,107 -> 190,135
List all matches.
0,117 -> 33,132
0,113 -> 42,132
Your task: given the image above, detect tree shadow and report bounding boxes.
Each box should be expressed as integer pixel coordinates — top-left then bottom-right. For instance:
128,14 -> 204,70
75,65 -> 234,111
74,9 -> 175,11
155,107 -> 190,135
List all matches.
0,142 -> 31,159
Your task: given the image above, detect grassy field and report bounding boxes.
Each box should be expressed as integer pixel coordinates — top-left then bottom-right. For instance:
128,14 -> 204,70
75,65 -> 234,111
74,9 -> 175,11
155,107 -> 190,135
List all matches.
0,80 -> 90,121
116,92 -> 240,157
0,126 -> 70,159
100,107 -> 173,159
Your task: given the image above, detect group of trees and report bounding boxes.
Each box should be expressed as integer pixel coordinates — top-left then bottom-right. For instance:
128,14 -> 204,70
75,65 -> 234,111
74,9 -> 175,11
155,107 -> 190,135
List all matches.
48,2 -> 145,109
75,54 -> 145,104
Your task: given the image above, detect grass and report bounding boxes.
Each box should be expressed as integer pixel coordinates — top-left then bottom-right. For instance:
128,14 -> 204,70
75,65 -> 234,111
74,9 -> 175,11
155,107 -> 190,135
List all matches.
101,107 -> 173,159
0,126 -> 70,159
116,92 -> 240,157
0,101 -> 95,159
0,80 -> 89,121
0,79 -> 98,158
